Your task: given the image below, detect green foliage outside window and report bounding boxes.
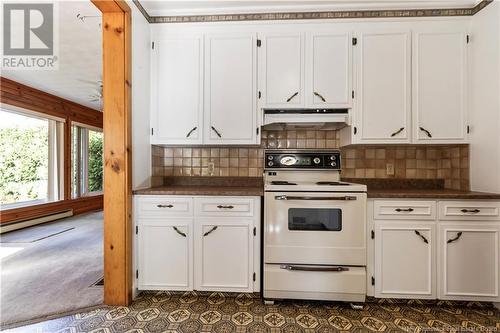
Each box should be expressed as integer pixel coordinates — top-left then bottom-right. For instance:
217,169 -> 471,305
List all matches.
88,131 -> 103,192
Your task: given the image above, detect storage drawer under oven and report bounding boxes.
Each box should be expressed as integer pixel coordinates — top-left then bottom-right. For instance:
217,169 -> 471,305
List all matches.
264,264 -> 366,302
264,191 -> 367,266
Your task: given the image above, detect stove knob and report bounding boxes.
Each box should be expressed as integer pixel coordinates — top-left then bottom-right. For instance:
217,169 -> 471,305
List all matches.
330,155 -> 336,160
313,157 -> 321,164
330,162 -> 337,167
267,155 -> 273,160
268,161 -> 274,166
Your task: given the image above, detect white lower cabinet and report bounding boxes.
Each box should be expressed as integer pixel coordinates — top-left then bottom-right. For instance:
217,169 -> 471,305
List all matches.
138,219 -> 193,290
371,199 -> 500,302
374,221 -> 436,299
438,222 -> 500,302
135,195 -> 260,292
195,218 -> 254,292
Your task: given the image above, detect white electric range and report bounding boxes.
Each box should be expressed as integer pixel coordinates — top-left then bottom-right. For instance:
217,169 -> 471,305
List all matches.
263,150 -> 368,303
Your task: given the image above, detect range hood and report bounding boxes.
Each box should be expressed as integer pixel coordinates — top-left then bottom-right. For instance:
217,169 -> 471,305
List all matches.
263,109 -> 350,130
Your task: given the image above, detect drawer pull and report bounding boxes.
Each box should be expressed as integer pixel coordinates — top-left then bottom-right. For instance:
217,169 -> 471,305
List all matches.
280,264 -> 349,272
390,127 -> 405,137
419,126 -> 432,138
395,208 -> 414,212
447,231 -> 463,244
172,226 -> 187,237
313,91 -> 326,102
203,226 -> 218,237
217,205 -> 234,209
211,126 -> 222,138
414,230 -> 429,244
157,204 -> 174,208
186,126 -> 197,138
461,209 -> 480,214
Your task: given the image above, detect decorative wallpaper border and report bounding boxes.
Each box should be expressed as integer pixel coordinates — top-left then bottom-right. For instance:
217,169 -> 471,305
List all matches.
133,0 -> 492,24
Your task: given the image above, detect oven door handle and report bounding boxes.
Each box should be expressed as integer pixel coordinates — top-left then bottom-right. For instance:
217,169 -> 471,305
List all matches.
274,195 -> 357,201
280,265 -> 349,272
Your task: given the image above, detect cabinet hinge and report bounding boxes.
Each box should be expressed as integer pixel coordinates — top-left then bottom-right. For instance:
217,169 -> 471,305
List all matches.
152,41 -> 155,49
467,125 -> 470,134
253,272 -> 256,281
466,35 -> 470,44
258,91 -> 261,99
371,230 -> 375,239
353,127 -> 357,135
371,276 -> 375,286
253,227 -> 257,236
352,90 -> 355,99
136,270 -> 139,279
151,128 -> 154,136
352,37 -> 357,46
136,226 -> 138,235
257,39 -> 261,47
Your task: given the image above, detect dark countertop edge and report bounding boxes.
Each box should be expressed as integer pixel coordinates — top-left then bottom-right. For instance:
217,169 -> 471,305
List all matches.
367,191 -> 500,200
133,186 -> 264,196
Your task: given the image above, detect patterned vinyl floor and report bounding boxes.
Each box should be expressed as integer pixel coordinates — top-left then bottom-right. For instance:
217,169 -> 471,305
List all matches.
4,291 -> 500,333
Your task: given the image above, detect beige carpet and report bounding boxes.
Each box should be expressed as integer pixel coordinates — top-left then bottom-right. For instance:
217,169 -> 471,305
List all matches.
0,211 -> 104,327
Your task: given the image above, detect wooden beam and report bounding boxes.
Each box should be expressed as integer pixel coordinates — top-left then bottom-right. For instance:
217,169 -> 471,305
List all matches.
93,0 -> 132,306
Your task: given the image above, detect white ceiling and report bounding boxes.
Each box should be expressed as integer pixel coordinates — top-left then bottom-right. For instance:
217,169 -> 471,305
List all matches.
140,0 -> 481,16
2,1 -> 102,111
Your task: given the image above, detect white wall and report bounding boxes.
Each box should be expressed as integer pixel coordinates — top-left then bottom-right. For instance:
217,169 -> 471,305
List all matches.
470,2 -> 500,193
129,2 -> 151,190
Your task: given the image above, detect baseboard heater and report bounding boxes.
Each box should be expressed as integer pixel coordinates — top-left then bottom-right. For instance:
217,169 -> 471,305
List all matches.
0,210 -> 73,234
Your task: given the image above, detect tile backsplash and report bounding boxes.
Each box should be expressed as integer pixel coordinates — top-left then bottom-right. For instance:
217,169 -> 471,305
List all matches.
152,129 -> 469,190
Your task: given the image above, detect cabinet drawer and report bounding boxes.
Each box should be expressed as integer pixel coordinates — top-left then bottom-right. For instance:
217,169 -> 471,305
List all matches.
136,196 -> 193,217
374,200 -> 436,220
195,197 -> 255,217
438,201 -> 500,221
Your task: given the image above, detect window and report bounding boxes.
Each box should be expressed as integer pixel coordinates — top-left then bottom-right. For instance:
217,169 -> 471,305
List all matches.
72,124 -> 103,198
0,108 -> 64,208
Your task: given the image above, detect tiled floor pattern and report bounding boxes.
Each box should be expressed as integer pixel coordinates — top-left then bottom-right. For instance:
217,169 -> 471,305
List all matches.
5,291 -> 500,333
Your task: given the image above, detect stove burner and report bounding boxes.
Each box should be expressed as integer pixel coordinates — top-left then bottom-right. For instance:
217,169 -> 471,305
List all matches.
271,181 -> 297,185
316,181 -> 351,186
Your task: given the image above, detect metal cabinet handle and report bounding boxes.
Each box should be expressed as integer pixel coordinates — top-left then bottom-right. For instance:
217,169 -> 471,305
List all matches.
414,230 -> 429,244
211,126 -> 222,138
186,126 -> 197,138
390,127 -> 405,137
203,226 -> 218,237
313,91 -> 326,102
217,205 -> 234,209
286,92 -> 299,102
447,231 -> 463,244
280,264 -> 349,272
419,127 -> 432,138
172,226 -> 187,237
275,195 -> 357,201
395,208 -> 414,212
157,204 -> 174,208
461,209 -> 480,214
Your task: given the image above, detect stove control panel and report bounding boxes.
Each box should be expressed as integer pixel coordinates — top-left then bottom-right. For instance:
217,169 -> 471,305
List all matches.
265,150 -> 341,170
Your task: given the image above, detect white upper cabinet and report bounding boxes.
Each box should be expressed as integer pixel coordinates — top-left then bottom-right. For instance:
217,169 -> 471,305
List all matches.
151,36 -> 203,145
204,33 -> 258,144
307,32 -> 352,108
353,30 -> 411,144
259,33 -> 305,108
413,29 -> 468,143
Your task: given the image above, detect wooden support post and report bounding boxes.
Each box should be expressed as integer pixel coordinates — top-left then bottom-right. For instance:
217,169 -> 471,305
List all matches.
91,0 -> 132,306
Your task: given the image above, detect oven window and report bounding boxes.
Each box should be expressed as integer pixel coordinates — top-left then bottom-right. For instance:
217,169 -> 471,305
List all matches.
288,208 -> 342,231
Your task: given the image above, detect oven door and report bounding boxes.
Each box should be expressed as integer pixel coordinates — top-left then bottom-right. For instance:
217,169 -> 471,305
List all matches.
264,191 -> 366,265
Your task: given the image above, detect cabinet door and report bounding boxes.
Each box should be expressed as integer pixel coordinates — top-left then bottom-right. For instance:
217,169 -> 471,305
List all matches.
204,34 -> 258,144
138,219 -> 193,290
355,31 -> 411,143
259,33 -> 305,108
375,222 -> 436,299
151,37 -> 203,144
195,218 -> 254,292
413,30 -> 468,143
307,32 -> 352,108
439,223 -> 500,301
